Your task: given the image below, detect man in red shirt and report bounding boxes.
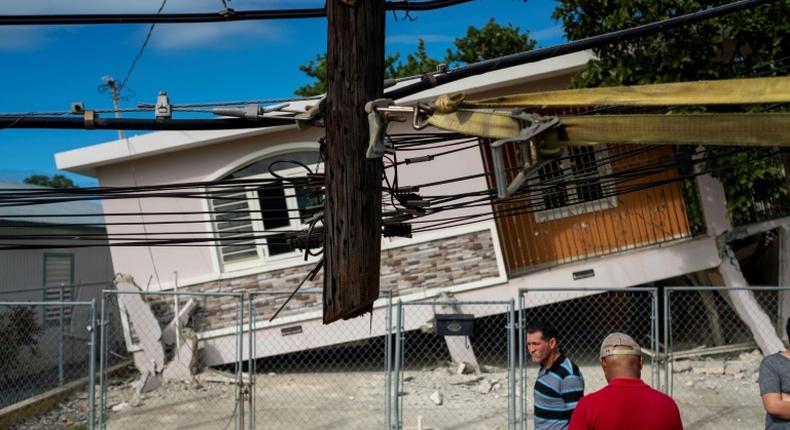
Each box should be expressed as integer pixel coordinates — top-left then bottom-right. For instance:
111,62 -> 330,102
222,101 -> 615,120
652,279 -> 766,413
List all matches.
569,332 -> 683,430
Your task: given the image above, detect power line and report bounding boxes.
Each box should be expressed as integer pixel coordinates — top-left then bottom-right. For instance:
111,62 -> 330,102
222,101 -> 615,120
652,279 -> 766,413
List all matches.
0,146 -> 785,248
0,0 -> 780,131
118,0 -> 169,93
0,0 -> 473,26
385,0 -> 781,100
0,115 -> 294,130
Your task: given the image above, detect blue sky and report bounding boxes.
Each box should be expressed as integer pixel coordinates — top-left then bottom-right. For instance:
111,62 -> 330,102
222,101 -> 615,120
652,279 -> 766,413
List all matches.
0,0 -> 564,186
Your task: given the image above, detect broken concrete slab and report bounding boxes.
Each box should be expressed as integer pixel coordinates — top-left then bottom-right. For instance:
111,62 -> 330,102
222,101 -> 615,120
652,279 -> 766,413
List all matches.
673,360 -> 692,373
162,330 -> 199,383
430,390 -> 443,406
448,375 -> 484,386
161,299 -> 197,346
111,402 -> 128,412
725,360 -> 756,376
691,360 -> 725,375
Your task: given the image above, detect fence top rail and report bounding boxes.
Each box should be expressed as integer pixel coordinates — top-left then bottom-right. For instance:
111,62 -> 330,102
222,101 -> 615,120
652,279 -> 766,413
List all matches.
249,288 -> 393,297
518,287 -> 658,294
0,300 -> 95,306
398,299 -> 514,306
0,281 -> 113,296
103,289 -> 244,298
665,285 -> 790,292
247,288 -> 392,299
250,288 -> 323,296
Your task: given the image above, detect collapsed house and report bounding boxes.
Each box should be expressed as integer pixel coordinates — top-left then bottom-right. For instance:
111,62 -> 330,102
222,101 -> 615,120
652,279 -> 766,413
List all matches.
54,51 -> 790,376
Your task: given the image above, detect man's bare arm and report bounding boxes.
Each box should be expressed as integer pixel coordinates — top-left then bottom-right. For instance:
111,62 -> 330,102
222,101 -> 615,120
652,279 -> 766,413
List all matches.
763,393 -> 790,419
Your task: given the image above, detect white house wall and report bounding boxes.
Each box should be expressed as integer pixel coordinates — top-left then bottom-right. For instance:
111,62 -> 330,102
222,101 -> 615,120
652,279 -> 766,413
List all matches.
53,52 -> 591,297
95,121 -> 500,293
95,127 -> 322,289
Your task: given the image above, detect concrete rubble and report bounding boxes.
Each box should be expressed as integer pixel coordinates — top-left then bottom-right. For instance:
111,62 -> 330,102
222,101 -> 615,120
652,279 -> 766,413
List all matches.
430,390 -> 443,406
673,349 -> 762,378
671,349 -> 764,393
9,350 -> 767,430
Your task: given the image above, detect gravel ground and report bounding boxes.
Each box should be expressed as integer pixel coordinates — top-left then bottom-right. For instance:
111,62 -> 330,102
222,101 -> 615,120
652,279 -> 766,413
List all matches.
10,351 -> 767,430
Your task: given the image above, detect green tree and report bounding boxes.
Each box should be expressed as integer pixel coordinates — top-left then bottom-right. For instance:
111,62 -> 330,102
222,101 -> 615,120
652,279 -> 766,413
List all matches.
295,54 -> 329,97
445,18 -> 536,66
553,0 -> 790,225
24,174 -> 78,189
295,19 -> 536,96
388,39 -> 443,78
295,52 -> 405,97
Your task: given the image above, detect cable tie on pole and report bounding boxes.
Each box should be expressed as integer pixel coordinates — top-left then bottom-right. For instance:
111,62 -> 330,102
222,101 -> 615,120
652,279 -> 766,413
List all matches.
155,91 -> 171,120
83,110 -> 97,130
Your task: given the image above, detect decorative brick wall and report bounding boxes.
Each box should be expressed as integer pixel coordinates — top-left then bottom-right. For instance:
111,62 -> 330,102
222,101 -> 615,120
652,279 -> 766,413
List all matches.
184,229 -> 500,332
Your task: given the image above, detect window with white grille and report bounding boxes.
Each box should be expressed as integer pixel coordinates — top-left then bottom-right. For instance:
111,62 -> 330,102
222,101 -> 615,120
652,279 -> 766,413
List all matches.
533,145 -> 617,223
211,151 -> 323,269
43,253 -> 74,323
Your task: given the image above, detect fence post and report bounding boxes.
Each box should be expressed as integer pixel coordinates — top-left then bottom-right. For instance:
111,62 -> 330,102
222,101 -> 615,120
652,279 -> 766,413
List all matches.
393,299 -> 403,430
508,299 -> 516,430
88,299 -> 97,430
650,290 -> 661,389
236,295 -> 244,430
518,292 -> 526,430
663,288 -> 672,395
98,292 -> 108,429
173,272 -> 180,352
384,290 -> 392,430
248,294 -> 255,430
59,284 -> 65,387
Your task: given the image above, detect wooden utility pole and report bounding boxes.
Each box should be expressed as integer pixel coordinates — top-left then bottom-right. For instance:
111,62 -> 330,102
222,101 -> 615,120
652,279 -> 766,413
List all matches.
323,0 -> 385,323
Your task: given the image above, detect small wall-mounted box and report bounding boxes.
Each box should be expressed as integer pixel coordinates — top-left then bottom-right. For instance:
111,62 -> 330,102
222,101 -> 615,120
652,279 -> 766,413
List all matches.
434,314 -> 475,337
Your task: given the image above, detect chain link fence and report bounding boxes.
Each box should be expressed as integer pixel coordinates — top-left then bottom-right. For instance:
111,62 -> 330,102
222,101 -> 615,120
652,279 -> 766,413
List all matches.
665,286 -> 788,430
4,283 -> 787,430
248,289 -> 393,430
393,299 -> 517,430
518,288 -> 659,430
0,298 -> 97,429
98,289 -> 244,430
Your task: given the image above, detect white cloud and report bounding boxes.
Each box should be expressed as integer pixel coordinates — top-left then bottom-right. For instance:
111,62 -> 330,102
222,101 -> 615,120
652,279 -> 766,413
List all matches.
0,0 -> 300,51
0,26 -> 52,52
149,21 -> 282,50
0,0 -> 296,52
386,33 -> 454,45
0,0 -> 323,14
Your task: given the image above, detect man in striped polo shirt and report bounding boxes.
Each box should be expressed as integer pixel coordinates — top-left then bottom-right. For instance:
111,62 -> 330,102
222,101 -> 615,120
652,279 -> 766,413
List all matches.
526,321 -> 585,430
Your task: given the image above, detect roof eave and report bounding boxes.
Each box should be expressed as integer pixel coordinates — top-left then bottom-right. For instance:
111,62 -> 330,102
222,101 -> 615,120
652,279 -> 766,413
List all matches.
56,50 -> 593,176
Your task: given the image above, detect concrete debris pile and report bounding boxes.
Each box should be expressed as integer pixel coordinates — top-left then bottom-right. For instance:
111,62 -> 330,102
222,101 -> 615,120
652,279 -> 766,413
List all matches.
399,362 -> 509,408
671,349 -> 763,390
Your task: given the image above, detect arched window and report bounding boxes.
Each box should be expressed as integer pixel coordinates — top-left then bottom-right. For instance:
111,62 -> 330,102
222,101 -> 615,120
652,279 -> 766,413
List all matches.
210,151 -> 322,269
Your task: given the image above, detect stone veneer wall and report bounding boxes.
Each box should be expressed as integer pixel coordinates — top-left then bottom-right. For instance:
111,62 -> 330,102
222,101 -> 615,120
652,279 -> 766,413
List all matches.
181,229 -> 500,332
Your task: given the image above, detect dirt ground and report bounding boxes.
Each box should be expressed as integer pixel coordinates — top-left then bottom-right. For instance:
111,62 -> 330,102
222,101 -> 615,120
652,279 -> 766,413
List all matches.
101,361 -> 764,430
13,354 -> 766,430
